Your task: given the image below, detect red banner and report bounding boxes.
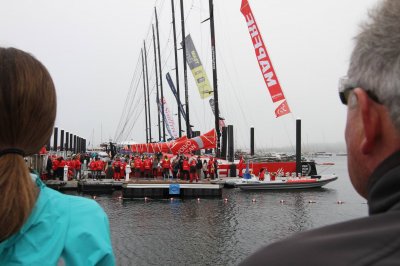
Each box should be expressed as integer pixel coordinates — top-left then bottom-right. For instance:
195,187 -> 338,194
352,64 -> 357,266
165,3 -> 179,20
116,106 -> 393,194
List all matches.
129,129 -> 216,155
275,100 -> 290,118
170,129 -> 216,155
241,0 -> 291,117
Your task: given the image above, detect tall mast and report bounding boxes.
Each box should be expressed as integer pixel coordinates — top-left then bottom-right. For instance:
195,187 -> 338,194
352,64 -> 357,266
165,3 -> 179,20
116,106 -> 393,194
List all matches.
180,0 -> 191,138
171,0 -> 182,137
144,40 -> 152,143
152,24 -> 161,142
155,7 -> 166,141
141,48 -> 149,143
209,0 -> 220,157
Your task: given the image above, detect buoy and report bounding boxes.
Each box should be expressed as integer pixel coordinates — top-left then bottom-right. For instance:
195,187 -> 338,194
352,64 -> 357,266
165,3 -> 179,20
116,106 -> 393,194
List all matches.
337,200 -> 344,204
224,198 -> 228,202
170,197 -> 174,201
118,196 -> 122,200
252,198 -> 256,202
144,197 -> 148,201
308,200 -> 316,203
280,200 -> 285,203
92,195 -> 96,200
197,198 -> 201,202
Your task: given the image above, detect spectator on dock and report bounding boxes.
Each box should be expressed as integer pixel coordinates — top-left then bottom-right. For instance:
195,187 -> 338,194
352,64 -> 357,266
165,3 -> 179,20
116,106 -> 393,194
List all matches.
202,159 -> 208,179
241,1 -> 400,265
162,156 -> 171,180
46,156 -> 53,179
134,156 -> 142,178
112,158 -> 122,181
196,156 -> 202,180
143,155 -> 152,178
238,156 -> 245,178
152,154 -> 159,178
172,157 -> 180,179
56,157 -> 66,179
189,157 -> 198,182
182,157 -> 190,181
89,157 -> 97,179
73,155 -> 81,180
120,157 -> 127,180
0,47 -> 114,265
208,157 -> 215,180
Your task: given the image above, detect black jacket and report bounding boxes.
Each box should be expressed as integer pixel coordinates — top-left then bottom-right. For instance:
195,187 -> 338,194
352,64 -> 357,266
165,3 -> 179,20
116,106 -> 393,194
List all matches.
240,151 -> 400,266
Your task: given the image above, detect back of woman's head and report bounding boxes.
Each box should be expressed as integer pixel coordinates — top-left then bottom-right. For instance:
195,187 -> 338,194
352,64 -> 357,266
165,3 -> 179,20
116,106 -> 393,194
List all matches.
0,47 -> 56,241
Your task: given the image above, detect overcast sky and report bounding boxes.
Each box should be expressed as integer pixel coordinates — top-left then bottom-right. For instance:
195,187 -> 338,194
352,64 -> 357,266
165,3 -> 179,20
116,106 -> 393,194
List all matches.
0,0 -> 380,151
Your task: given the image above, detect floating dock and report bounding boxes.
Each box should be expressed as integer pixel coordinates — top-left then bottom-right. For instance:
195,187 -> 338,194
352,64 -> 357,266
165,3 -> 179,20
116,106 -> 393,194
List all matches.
122,180 -> 223,199
44,178 -> 223,198
44,179 -> 123,194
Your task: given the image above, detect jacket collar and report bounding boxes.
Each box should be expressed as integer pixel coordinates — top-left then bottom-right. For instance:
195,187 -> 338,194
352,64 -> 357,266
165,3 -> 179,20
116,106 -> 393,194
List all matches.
368,150 -> 400,215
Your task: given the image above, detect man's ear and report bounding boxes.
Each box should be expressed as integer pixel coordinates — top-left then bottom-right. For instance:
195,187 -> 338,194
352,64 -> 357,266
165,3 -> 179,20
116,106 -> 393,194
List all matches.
356,89 -> 381,154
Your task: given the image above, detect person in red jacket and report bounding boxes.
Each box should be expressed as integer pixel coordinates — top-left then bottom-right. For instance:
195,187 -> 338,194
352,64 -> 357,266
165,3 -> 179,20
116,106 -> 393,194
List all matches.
112,158 -> 122,181
134,156 -> 142,178
189,157 -> 198,182
143,156 -> 152,178
208,157 -> 215,180
238,156 -> 245,178
66,158 -> 74,180
161,156 -> 171,180
182,157 -> 190,181
57,157 -> 66,180
88,158 -> 97,179
96,158 -> 104,180
52,157 -> 59,179
74,156 -> 82,180
120,158 -> 127,180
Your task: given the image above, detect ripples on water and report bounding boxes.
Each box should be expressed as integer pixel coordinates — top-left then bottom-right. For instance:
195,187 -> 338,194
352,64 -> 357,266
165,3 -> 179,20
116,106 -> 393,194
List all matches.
86,156 -> 367,266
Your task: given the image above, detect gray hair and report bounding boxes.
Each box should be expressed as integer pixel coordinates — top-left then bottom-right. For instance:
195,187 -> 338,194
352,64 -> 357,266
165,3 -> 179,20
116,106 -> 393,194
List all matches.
348,0 -> 400,130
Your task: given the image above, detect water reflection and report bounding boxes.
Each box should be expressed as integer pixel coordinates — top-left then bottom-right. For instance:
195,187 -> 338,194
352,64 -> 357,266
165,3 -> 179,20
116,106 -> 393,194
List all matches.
75,156 -> 367,265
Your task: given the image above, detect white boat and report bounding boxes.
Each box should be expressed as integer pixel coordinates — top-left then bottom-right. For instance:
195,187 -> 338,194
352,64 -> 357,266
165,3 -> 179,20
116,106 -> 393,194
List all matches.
233,174 -> 338,190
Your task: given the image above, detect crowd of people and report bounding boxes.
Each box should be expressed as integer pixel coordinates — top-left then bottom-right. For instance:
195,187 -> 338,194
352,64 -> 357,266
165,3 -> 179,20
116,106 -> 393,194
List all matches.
44,151 -> 222,182
129,153 -> 219,182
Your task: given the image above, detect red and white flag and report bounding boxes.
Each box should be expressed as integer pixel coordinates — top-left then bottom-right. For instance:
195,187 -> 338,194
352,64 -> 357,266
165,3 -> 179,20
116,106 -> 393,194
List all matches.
241,0 -> 291,117
275,100 -> 290,118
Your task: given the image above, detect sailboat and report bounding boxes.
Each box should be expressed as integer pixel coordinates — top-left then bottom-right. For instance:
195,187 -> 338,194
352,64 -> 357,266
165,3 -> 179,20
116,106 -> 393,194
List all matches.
116,0 -> 337,190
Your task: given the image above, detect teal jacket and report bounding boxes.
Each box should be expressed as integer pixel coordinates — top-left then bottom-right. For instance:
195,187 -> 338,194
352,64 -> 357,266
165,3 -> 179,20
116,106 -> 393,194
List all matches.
0,176 -> 115,265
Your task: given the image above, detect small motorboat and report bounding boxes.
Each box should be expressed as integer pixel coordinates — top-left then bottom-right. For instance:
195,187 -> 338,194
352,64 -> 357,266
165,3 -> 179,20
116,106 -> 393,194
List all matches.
233,173 -> 338,190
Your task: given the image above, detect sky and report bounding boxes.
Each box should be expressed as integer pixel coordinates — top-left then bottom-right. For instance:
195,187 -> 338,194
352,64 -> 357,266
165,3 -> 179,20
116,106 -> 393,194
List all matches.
0,0 -> 380,151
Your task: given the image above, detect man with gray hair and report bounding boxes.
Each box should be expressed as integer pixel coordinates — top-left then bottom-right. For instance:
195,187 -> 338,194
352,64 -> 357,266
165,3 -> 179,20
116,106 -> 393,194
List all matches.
241,0 -> 400,264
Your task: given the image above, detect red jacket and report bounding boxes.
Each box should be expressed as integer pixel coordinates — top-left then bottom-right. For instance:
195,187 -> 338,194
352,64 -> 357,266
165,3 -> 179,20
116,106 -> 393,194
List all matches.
112,161 -> 121,172
74,159 -> 81,170
162,159 -> 171,169
208,159 -> 215,173
134,158 -> 142,169
144,159 -> 151,170
182,160 -> 190,171
52,159 -> 59,171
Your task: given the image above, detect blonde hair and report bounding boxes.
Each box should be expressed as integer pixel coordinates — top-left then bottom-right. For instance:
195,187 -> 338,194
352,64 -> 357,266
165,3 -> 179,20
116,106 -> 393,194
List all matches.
0,47 -> 56,241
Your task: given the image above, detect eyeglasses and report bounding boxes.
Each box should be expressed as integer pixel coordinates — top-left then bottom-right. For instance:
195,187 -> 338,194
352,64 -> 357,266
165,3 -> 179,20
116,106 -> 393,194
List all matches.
338,77 -> 381,105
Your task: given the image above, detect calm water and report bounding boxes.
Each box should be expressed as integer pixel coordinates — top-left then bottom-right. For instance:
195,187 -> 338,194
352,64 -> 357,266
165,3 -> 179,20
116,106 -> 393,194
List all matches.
80,156 -> 367,266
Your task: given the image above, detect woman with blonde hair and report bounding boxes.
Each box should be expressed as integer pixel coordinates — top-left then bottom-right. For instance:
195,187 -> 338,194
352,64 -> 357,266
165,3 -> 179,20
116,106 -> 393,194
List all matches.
0,47 -> 115,265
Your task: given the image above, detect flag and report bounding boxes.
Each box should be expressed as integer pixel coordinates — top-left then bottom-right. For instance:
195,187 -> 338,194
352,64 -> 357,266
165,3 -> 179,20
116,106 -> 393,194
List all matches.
275,100 -> 290,118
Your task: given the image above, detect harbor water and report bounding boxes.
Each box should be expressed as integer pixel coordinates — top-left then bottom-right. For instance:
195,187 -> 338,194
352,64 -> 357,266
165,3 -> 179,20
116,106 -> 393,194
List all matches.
73,155 -> 367,266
